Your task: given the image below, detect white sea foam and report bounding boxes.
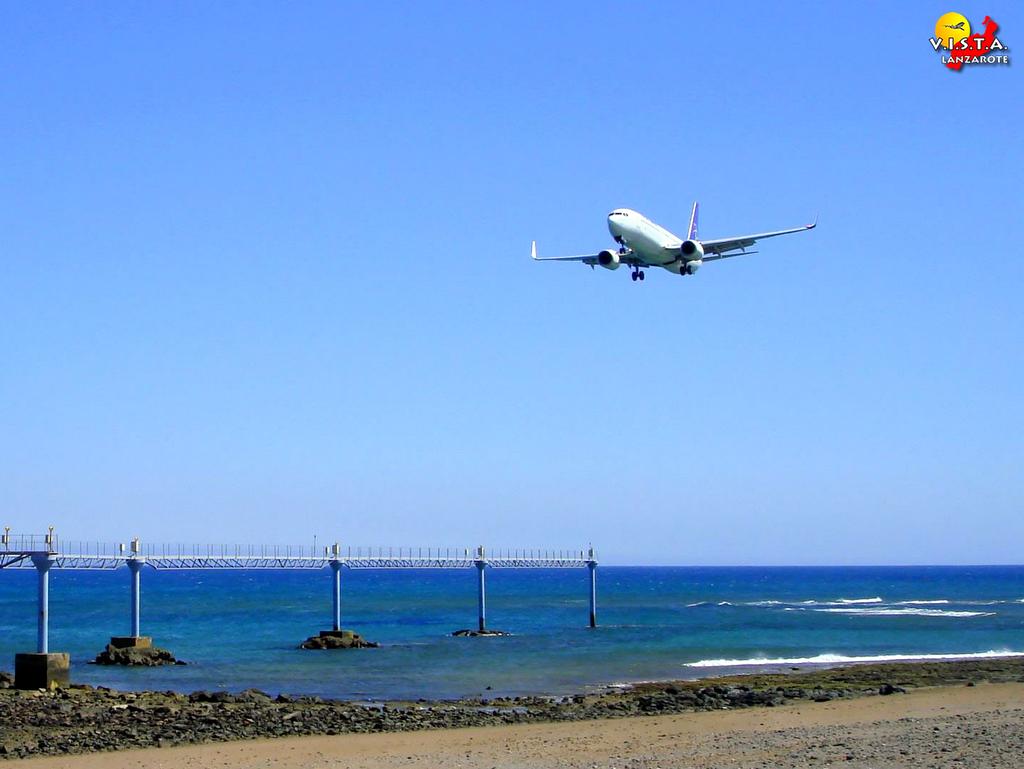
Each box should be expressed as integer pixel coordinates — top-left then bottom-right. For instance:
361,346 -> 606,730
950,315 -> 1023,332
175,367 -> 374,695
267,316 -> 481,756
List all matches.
685,650 -> 1024,668
894,600 -> 950,605
815,607 -> 994,618
797,597 -> 884,606
697,597 -> 1011,610
834,597 -> 884,605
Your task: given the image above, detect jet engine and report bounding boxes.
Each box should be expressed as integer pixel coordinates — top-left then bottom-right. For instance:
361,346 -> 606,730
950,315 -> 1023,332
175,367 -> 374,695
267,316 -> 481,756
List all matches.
597,249 -> 621,270
680,239 -> 704,261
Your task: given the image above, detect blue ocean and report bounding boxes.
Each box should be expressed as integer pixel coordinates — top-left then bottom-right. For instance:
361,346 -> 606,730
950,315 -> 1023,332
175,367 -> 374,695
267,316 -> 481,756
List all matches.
1,566 -> 1022,700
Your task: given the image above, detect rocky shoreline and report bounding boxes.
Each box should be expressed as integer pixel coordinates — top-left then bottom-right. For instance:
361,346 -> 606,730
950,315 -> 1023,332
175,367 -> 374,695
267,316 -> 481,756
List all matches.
1,658 -> 1023,760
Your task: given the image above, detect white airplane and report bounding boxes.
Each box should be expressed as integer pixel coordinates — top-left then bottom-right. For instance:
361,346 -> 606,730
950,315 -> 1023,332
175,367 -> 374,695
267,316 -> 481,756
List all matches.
531,202 -> 816,282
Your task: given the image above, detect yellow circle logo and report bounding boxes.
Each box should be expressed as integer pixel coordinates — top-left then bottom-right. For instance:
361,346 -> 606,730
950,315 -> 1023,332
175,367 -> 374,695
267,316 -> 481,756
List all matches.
935,12 -> 971,48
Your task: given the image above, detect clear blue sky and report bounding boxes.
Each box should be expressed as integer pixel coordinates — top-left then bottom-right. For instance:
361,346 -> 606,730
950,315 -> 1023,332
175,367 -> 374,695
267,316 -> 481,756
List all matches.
1,2 -> 1021,565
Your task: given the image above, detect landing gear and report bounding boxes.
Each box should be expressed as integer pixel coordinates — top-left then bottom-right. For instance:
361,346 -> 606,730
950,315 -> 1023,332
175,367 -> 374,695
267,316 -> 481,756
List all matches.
630,269 -> 645,282
631,271 -> 637,282
639,270 -> 645,281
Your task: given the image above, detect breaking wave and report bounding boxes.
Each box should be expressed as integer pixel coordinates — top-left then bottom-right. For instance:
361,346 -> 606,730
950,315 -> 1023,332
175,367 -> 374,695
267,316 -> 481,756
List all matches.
833,597 -> 884,604
796,597 -> 885,606
685,650 -> 1024,668
815,607 -> 994,618
688,597 -> 1013,612
894,599 -> 950,605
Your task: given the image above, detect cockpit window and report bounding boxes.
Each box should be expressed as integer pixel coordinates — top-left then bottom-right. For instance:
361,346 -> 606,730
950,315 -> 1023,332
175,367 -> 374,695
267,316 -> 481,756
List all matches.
609,211 -> 629,217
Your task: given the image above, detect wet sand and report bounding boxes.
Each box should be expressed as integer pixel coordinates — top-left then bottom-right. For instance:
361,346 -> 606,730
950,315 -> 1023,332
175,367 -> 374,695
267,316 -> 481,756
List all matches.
21,682 -> 1024,769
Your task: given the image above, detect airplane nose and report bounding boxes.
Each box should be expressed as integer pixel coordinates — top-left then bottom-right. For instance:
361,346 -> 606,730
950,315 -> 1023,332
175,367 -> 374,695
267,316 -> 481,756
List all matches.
607,214 -> 624,243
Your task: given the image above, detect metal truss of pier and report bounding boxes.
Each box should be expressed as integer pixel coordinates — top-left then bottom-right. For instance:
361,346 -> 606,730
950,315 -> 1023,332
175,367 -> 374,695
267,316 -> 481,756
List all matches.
1,534 -> 592,571
1,529 -> 599,660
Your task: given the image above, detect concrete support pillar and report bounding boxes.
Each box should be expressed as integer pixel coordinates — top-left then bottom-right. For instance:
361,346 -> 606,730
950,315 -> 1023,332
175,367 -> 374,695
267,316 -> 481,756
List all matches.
31,554 -> 54,653
127,558 -> 144,638
17,552 -> 70,689
475,546 -> 487,633
330,560 -> 342,632
587,547 -> 598,628
587,561 -> 597,628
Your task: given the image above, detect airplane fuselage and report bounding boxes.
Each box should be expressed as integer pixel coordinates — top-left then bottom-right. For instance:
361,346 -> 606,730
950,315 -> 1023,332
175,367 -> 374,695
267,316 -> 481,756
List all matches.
607,209 -> 689,274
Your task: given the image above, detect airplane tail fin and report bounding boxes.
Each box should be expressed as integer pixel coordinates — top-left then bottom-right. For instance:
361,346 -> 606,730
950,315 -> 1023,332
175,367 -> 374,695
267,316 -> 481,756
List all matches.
687,201 -> 699,240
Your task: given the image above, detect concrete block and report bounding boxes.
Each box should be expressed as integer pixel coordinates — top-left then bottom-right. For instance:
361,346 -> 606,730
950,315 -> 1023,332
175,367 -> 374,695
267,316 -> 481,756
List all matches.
109,636 -> 153,649
318,630 -> 355,640
14,653 -> 70,689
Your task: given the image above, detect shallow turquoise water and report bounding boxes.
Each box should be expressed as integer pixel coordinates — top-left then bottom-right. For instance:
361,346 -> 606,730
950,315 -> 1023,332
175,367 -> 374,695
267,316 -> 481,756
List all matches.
0,566 -> 1021,699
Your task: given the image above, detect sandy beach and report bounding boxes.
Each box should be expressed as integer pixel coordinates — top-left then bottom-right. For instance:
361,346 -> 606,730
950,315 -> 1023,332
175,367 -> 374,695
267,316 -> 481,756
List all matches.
14,681 -> 1023,769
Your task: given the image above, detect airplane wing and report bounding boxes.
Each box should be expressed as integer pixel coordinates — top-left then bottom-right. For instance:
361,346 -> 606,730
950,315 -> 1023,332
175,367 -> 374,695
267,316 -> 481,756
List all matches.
530,241 -> 650,267
700,220 -> 816,262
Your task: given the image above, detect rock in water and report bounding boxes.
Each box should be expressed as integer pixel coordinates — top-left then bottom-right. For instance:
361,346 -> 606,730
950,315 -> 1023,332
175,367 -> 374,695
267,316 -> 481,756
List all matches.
93,644 -> 182,666
299,630 -> 379,649
451,629 -> 510,637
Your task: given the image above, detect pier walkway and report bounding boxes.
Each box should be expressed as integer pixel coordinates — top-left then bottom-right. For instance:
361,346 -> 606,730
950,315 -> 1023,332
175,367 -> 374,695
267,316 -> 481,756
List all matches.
1,529 -> 598,687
